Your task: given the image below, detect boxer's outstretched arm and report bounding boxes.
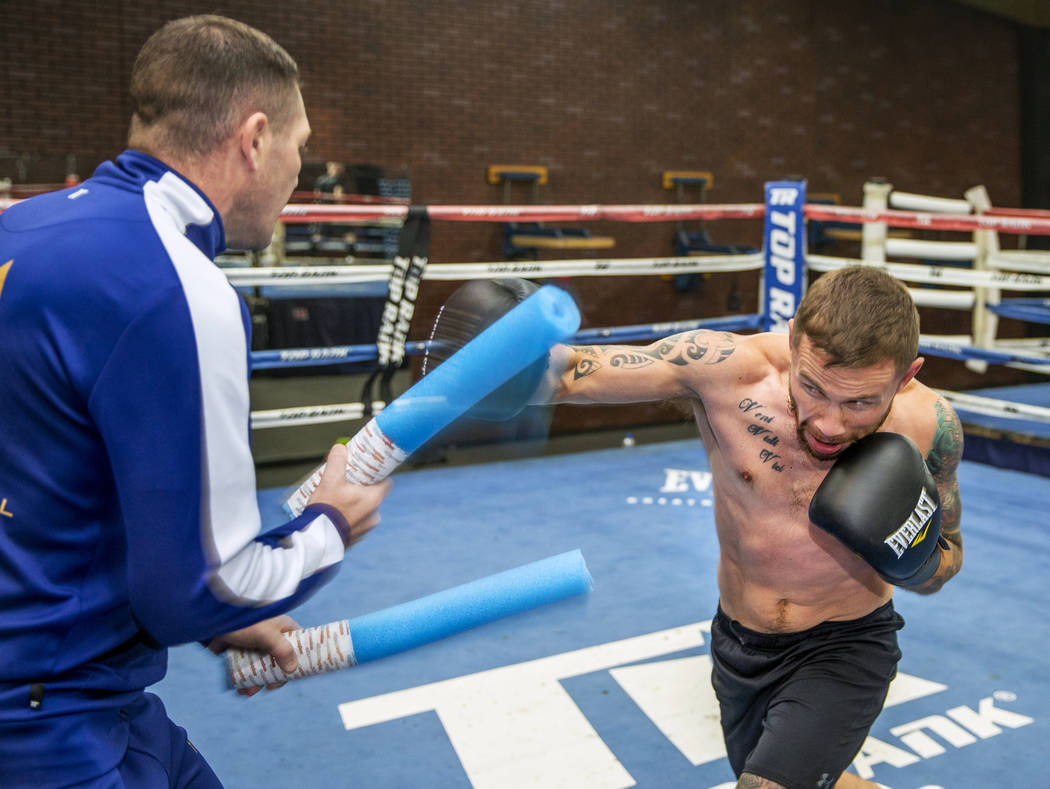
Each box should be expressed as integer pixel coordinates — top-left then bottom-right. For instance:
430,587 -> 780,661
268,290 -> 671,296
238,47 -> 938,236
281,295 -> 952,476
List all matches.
543,329 -> 745,405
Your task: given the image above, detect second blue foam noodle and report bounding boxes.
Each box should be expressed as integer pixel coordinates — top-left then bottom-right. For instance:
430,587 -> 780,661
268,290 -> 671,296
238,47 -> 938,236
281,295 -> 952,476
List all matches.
348,549 -> 593,664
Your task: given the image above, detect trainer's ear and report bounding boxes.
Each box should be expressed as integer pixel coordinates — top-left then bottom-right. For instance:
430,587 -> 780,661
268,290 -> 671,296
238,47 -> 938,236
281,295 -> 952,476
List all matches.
237,111 -> 269,172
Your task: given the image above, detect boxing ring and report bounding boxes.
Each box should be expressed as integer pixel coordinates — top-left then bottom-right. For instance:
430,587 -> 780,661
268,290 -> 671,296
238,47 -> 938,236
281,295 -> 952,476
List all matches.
8,180 -> 1046,787
154,180 -> 1050,789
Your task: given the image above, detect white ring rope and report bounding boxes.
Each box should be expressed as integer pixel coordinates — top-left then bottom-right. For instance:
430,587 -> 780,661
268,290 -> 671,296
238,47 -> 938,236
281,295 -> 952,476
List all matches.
934,389 -> 1050,424
228,264 -> 391,286
918,335 -> 1049,365
251,402 -> 386,430
225,253 -> 765,287
888,191 -> 973,215
994,337 -> 1050,350
911,291 -> 976,310
989,250 -> 1050,274
405,254 -> 764,280
806,255 -> 1050,291
883,238 -> 978,262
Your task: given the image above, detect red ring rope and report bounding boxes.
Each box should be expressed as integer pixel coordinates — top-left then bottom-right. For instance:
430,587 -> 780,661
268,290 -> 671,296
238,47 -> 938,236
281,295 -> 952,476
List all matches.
4,193 -> 1050,235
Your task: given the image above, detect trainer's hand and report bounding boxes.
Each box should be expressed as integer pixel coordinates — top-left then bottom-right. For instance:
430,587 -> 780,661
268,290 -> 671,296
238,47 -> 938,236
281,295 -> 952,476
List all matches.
208,615 -> 301,697
308,443 -> 393,548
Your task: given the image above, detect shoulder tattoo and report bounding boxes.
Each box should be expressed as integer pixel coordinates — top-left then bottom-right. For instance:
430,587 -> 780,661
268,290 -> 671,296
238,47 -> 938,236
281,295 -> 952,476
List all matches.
926,397 -> 964,480
927,396 -> 964,556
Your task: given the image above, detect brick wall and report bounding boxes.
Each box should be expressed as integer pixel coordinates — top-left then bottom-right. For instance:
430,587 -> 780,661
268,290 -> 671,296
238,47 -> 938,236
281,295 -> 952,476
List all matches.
1,0 -> 1032,431
2,1 -> 1021,224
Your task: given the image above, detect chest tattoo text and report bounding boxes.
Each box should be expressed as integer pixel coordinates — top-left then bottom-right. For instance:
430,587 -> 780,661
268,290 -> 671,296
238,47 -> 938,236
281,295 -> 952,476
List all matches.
738,397 -> 785,472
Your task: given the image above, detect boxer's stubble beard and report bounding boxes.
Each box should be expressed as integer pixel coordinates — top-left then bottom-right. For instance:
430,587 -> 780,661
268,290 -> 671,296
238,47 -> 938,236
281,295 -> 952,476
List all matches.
787,386 -> 893,461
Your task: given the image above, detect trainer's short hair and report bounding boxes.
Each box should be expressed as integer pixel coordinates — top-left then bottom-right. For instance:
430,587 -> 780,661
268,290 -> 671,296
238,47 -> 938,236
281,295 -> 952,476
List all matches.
128,15 -> 300,158
792,265 -> 919,373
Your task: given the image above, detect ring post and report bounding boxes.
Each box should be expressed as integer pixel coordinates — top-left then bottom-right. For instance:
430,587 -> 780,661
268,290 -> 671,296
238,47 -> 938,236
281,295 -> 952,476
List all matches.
762,179 -> 807,332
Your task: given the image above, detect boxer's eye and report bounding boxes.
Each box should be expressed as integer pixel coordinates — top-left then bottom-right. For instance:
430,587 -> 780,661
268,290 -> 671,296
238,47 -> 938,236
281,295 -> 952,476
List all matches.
846,398 -> 876,410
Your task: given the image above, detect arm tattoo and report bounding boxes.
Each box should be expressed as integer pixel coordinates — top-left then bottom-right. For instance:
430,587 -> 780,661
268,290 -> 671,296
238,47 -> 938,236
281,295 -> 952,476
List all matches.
610,351 -> 657,369
572,357 -> 601,380
567,331 -> 737,381
655,330 -> 737,367
568,345 -> 602,380
572,348 -> 659,379
915,397 -> 965,593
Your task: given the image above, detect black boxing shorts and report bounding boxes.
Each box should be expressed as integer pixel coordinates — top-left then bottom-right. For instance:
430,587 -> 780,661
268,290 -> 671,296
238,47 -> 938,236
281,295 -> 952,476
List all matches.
710,600 -> 904,788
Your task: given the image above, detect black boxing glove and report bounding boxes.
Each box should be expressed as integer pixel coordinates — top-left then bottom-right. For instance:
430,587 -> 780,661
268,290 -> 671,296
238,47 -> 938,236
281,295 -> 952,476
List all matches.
423,278 -> 550,421
809,432 -> 945,588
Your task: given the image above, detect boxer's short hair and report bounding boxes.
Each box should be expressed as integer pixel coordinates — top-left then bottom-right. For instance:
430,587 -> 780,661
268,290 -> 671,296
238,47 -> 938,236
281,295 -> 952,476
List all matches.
793,265 -> 919,373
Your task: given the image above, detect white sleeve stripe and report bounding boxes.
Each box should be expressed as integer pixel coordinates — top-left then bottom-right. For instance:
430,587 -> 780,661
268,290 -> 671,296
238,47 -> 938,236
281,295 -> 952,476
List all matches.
213,513 -> 344,604
143,174 -> 341,604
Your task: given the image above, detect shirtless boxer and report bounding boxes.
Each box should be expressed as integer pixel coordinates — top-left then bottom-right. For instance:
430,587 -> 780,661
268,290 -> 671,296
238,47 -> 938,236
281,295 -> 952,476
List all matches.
543,264 -> 964,788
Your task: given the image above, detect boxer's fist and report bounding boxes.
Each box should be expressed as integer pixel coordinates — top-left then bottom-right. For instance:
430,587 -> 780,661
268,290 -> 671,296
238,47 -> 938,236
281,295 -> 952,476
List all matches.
424,278 -> 549,420
809,432 -> 944,588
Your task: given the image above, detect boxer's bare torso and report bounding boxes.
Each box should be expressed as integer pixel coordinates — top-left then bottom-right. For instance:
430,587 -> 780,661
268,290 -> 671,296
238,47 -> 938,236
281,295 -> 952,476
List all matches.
691,334 -> 938,632
556,329 -> 953,633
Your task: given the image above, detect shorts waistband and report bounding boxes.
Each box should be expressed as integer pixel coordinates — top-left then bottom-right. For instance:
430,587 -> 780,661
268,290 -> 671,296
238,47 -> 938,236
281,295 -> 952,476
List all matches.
714,600 -> 897,650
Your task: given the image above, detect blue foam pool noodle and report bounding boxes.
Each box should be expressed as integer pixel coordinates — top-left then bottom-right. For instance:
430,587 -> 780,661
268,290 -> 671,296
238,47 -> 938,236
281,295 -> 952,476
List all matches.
348,549 -> 592,663
375,284 -> 580,454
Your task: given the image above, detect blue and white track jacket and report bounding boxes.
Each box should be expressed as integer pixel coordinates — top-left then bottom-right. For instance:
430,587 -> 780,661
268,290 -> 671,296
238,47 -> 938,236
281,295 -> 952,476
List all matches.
0,151 -> 350,721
